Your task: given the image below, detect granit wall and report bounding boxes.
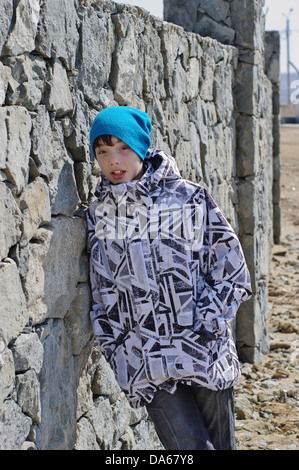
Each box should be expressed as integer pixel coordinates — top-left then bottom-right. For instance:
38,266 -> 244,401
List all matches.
0,0 -> 278,450
164,0 -> 281,361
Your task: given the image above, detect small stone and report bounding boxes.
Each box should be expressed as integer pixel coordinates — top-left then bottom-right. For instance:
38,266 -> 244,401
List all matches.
270,341 -> 292,350
11,332 -> 44,374
20,441 -> 37,450
288,443 -> 297,450
46,59 -> 73,117
15,369 -> 41,424
3,0 -> 40,56
235,395 -> 254,419
286,234 -> 294,241
272,369 -> 290,379
260,379 -> 277,389
0,106 -> 32,194
257,391 -> 269,403
279,389 -> 288,403
0,259 -> 28,345
259,439 -> 267,447
0,400 -> 32,450
0,183 -> 22,260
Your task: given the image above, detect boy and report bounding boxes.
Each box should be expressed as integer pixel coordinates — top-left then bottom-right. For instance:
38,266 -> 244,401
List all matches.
87,106 -> 252,450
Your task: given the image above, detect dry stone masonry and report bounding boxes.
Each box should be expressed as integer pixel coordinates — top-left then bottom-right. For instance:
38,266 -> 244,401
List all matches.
0,0 -> 279,450
165,0 -> 281,362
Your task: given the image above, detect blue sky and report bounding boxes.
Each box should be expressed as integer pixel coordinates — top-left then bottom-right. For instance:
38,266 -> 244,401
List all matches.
114,0 -> 299,74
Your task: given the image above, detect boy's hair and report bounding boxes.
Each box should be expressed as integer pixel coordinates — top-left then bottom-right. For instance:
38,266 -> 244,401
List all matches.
93,134 -> 114,152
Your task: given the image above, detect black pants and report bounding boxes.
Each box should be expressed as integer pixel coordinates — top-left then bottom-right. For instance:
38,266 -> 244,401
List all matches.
146,384 -> 236,450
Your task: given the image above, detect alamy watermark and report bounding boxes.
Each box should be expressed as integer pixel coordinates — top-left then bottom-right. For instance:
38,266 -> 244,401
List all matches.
94,196 -> 204,246
290,80 -> 299,105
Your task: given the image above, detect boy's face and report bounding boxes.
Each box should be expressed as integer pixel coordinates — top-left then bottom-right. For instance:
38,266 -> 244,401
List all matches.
94,136 -> 144,184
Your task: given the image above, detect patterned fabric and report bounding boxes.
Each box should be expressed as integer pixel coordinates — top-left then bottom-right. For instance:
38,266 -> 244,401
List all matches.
87,150 -> 252,408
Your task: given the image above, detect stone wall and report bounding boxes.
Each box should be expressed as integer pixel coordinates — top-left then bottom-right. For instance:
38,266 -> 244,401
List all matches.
0,0 -> 276,450
264,31 -> 281,245
164,0 -> 280,363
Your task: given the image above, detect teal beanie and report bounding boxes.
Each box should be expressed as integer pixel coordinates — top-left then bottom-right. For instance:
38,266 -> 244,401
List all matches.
90,106 -> 152,160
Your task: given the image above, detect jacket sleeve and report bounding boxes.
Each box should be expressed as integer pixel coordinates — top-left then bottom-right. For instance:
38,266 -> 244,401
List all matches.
193,189 -> 252,338
87,207 -> 116,360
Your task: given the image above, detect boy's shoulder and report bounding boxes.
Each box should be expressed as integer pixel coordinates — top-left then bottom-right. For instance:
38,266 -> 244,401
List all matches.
164,176 -> 207,200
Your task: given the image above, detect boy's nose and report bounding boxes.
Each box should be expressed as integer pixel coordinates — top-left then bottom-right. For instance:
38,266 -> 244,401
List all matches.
109,150 -> 121,164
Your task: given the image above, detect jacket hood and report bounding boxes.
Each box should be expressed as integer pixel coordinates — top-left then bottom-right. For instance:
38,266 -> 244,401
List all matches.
94,149 -> 182,202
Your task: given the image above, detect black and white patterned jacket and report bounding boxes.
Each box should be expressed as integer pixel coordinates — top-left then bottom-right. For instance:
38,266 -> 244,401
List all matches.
87,150 -> 252,408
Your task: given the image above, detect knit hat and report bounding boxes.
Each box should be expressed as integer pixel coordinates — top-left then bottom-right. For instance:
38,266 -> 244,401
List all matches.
90,106 -> 152,160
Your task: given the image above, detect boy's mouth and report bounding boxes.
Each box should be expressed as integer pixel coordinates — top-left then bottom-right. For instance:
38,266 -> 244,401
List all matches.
111,169 -> 126,179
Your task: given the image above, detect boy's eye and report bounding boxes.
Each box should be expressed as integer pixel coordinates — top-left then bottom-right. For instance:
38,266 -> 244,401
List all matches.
96,149 -> 106,156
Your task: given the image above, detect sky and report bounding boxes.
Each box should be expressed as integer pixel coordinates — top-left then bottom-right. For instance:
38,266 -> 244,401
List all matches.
264,0 -> 299,75
114,0 -> 299,75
